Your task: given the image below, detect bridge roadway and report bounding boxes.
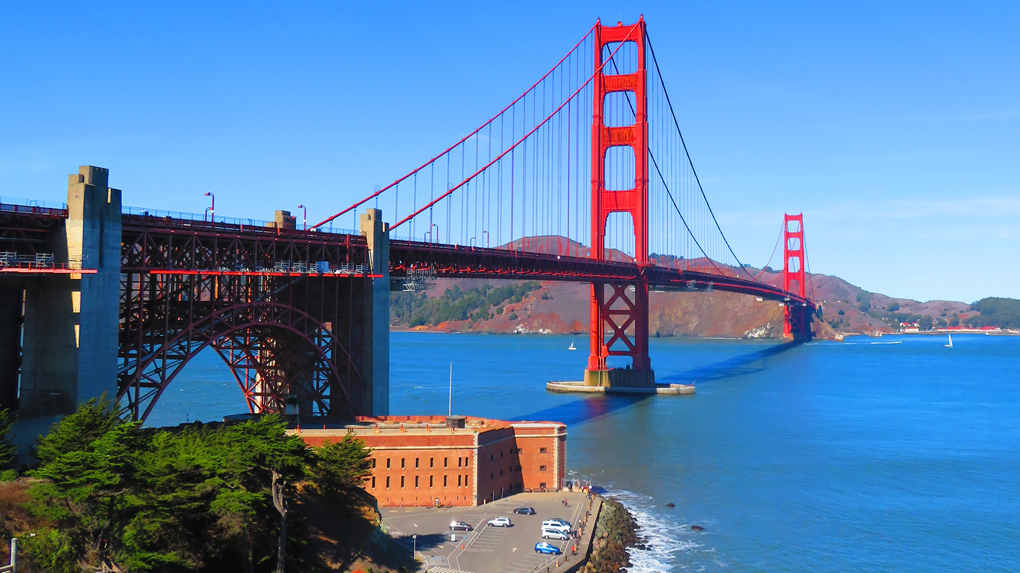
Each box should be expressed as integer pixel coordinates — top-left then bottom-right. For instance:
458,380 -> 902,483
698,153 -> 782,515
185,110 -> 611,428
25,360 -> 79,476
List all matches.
2,196 -> 812,423
114,211 -> 812,308
389,239 -> 815,309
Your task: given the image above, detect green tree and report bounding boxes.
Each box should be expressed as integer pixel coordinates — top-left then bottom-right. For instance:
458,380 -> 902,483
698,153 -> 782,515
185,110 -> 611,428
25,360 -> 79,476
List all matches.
33,394 -> 121,466
29,418 -> 153,570
27,396 -> 199,571
856,292 -> 871,312
213,416 -> 308,573
918,315 -> 934,330
887,302 -> 900,312
0,408 -> 15,470
131,425 -> 233,570
23,405 -> 318,572
308,433 -> 373,496
971,297 -> 1020,328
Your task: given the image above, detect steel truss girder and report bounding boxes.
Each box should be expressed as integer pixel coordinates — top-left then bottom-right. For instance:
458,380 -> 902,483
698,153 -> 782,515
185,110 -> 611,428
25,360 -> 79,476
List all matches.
118,219 -> 368,422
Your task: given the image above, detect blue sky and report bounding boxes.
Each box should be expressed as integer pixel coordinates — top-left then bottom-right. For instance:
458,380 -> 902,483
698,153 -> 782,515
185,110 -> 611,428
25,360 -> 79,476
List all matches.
2,1 -> 1017,303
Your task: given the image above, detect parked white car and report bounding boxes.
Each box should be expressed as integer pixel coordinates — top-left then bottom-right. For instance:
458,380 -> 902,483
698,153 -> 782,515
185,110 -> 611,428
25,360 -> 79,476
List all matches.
541,520 -> 571,533
541,528 -> 570,541
487,516 -> 513,527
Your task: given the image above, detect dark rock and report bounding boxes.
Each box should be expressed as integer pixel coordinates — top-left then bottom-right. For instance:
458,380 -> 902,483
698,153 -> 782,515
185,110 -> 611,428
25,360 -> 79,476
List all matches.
691,525 -> 704,531
665,502 -> 675,508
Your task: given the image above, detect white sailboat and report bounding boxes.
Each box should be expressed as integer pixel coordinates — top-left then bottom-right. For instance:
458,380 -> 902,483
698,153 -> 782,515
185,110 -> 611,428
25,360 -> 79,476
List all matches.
945,334 -> 953,348
568,340 -> 577,351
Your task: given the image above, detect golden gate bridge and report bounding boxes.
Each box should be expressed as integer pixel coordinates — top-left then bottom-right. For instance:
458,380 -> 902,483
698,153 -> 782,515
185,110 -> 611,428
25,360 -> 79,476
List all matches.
313,17 -> 815,387
0,18 -> 814,422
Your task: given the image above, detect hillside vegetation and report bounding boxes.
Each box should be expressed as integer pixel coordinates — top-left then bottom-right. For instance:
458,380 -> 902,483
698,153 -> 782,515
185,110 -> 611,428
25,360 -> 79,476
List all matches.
0,399 -> 413,573
391,282 -> 540,327
387,237 -> 1014,338
968,297 -> 1020,328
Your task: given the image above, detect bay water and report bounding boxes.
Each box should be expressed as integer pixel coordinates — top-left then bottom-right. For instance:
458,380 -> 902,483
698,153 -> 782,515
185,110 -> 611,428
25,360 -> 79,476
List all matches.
149,333 -> 1020,571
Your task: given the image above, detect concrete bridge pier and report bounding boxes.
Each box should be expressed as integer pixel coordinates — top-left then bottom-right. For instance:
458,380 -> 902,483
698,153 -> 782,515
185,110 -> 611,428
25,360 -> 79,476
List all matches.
360,208 -> 390,416
0,166 -> 122,462
6,166 -> 121,418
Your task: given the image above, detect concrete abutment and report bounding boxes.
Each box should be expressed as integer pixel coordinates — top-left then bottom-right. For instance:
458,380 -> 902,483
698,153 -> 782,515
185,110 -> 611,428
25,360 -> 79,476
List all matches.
360,207 -> 390,417
8,167 -> 121,417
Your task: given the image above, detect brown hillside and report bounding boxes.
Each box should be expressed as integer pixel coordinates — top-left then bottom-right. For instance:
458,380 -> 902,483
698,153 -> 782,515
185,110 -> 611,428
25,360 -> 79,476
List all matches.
394,236 -> 963,339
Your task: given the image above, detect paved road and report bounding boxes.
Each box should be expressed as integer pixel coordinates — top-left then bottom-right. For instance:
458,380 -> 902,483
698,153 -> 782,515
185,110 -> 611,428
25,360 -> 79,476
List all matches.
382,491 -> 591,573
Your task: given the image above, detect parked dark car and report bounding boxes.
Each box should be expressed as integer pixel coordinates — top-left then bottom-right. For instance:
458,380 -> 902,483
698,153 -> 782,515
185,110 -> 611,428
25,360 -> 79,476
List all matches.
514,507 -> 537,515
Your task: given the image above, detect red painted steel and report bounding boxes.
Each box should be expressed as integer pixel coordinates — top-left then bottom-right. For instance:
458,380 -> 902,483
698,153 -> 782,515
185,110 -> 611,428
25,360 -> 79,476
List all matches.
309,23 -> 601,231
118,214 -> 371,422
0,268 -> 97,274
385,35 -> 638,234
782,213 -> 809,338
589,18 -> 651,372
389,240 -> 813,304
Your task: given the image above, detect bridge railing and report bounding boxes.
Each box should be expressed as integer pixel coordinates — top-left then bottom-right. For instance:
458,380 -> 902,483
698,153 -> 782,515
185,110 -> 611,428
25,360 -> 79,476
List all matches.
0,197 -> 69,218
121,206 -> 359,236
0,251 -> 85,270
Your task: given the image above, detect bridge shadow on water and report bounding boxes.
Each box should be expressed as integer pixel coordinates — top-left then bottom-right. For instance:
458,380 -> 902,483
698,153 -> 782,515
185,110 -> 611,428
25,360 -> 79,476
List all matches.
512,393 -> 653,427
656,340 -> 804,385
511,341 -> 804,425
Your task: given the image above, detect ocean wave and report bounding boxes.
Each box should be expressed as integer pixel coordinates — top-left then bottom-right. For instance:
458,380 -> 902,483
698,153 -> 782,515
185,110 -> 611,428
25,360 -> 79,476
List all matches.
604,489 -> 706,572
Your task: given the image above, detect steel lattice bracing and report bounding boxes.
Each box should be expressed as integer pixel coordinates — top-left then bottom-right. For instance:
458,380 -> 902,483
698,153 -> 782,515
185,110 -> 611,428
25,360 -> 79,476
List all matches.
588,19 -> 651,376
118,214 -> 370,421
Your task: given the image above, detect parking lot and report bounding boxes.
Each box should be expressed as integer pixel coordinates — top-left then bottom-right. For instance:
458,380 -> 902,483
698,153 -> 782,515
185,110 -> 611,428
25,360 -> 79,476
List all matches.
381,490 -> 591,573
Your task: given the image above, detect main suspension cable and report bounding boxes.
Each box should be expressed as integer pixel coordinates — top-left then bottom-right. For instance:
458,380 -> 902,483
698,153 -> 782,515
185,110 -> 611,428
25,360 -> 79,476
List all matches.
645,32 -> 757,281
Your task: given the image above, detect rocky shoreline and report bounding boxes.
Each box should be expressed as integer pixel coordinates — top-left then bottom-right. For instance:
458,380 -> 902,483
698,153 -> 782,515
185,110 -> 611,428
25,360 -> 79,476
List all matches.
582,498 -> 640,573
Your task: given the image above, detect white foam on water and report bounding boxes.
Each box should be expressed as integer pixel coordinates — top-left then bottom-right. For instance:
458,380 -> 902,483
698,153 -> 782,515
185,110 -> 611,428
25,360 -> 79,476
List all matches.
605,489 -> 708,572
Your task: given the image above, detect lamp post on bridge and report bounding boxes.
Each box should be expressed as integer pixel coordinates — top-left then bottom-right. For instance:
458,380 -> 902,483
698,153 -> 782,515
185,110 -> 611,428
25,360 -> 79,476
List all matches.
297,204 -> 307,230
430,223 -> 439,245
483,230 -> 489,248
204,192 -> 215,222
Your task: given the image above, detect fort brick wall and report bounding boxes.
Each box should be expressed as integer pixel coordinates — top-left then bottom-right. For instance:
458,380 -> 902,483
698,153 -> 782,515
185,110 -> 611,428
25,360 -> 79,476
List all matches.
293,415 -> 566,507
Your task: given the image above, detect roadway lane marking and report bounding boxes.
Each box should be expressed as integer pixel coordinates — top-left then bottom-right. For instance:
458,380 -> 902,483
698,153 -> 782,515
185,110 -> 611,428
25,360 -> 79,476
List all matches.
465,525 -> 510,552
446,515 -> 490,569
515,502 -> 584,573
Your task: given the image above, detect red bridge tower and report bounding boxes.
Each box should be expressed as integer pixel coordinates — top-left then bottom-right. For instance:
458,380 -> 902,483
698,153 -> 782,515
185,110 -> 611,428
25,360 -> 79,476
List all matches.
585,18 -> 655,389
782,213 -> 811,339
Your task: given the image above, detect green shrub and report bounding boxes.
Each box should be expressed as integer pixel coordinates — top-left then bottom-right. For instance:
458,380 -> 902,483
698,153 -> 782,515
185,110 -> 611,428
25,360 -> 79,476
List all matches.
0,408 -> 15,469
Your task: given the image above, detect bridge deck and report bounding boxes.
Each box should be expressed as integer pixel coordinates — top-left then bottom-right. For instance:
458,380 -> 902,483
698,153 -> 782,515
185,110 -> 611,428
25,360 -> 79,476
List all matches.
1,205 -> 812,307
390,240 -> 813,307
